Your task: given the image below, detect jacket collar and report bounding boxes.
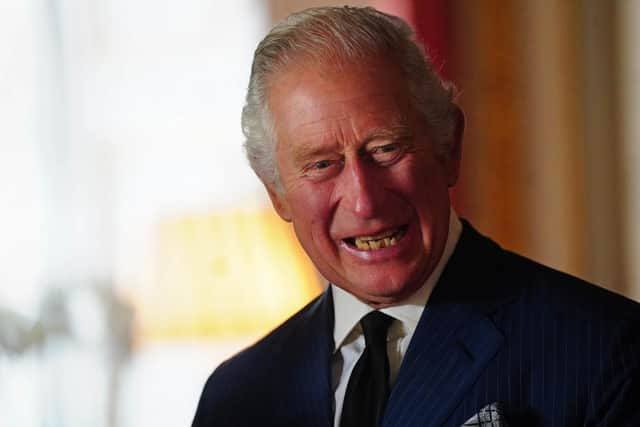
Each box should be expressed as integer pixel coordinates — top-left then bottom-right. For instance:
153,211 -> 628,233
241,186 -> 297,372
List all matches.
383,221 -> 516,426
292,221 -> 516,427
286,286 -> 334,427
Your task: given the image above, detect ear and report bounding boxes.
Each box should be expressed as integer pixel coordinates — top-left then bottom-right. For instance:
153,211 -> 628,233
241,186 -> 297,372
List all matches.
445,105 -> 465,187
266,184 -> 292,222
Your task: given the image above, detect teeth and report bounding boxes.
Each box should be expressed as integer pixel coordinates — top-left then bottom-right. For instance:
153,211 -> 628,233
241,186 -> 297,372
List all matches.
352,227 -> 406,251
356,240 -> 370,250
358,228 -> 398,242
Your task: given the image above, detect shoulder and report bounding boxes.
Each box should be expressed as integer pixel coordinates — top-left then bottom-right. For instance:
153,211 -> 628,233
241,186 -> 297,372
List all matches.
192,291 -> 332,425
460,222 -> 640,423
457,220 -> 640,378
498,250 -> 640,423
216,291 -> 326,376
498,246 -> 640,324
459,219 -> 640,323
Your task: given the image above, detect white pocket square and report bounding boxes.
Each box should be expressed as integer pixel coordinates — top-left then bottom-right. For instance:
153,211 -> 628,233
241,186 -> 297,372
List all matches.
461,402 -> 508,426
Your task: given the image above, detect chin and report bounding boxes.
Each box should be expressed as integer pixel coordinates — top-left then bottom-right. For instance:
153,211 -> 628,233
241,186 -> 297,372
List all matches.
350,277 -> 420,306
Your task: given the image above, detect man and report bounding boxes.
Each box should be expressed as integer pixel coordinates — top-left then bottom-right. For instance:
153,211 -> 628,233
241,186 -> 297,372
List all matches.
193,6 -> 640,427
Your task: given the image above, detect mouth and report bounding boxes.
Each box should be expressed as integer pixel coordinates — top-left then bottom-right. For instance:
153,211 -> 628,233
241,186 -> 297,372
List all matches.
343,225 -> 408,251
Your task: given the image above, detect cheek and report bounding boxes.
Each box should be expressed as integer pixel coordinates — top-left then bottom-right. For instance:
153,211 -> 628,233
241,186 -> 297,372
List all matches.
389,159 -> 451,224
406,156 -> 450,193
289,184 -> 336,231
288,186 -> 340,269
384,158 -> 435,197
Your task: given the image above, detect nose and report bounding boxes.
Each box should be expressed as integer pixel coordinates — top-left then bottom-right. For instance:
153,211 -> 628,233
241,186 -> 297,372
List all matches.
335,159 -> 386,219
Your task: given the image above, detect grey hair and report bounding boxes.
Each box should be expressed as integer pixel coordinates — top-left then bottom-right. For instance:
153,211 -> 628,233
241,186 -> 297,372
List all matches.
241,6 -> 458,192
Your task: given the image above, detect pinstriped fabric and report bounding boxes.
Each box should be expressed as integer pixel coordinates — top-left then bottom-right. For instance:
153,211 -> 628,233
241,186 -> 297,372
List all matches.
382,222 -> 640,427
192,290 -> 334,427
437,232 -> 640,427
384,228 -> 508,426
192,222 -> 640,427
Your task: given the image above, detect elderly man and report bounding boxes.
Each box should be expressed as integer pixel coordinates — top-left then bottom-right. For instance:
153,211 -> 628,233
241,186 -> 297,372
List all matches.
192,6 -> 640,427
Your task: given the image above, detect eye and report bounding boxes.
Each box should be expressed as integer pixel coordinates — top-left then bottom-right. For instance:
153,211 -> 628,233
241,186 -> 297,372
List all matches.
313,160 -> 332,170
302,158 -> 342,180
369,142 -> 404,164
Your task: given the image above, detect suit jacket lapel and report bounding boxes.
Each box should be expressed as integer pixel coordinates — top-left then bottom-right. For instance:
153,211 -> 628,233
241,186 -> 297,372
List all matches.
286,287 -> 334,427
384,222 -> 515,427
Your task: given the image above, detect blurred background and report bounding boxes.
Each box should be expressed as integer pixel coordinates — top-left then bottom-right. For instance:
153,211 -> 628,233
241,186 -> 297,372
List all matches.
1,0 -> 639,425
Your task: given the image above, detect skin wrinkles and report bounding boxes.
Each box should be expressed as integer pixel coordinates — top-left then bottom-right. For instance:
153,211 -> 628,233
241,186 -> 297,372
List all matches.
265,57 -> 463,308
281,99 -> 413,180
291,124 -> 414,179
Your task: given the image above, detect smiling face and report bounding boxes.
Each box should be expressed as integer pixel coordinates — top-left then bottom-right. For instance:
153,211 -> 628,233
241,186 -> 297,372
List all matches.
265,57 -> 462,307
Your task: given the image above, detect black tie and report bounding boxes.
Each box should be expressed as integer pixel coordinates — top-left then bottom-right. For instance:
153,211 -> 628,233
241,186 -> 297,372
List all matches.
341,311 -> 393,427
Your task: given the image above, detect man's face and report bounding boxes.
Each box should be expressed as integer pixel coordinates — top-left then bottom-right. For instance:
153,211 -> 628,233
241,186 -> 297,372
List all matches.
266,57 -> 462,307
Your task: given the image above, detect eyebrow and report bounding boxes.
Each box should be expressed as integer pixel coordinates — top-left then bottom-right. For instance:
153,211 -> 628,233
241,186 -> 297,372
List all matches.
290,124 -> 413,163
290,142 -> 340,164
361,125 -> 413,145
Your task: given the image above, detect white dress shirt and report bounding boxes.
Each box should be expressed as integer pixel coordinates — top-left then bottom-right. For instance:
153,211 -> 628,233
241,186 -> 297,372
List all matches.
331,210 -> 463,427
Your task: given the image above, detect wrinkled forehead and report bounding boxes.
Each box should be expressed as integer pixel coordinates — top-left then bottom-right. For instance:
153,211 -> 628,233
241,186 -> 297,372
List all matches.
266,57 -> 421,156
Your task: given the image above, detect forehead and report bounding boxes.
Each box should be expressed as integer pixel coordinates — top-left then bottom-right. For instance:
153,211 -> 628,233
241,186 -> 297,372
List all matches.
268,57 -> 416,154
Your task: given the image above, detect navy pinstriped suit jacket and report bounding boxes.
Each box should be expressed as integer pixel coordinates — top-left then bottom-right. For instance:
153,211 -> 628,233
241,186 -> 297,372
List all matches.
192,221 -> 640,426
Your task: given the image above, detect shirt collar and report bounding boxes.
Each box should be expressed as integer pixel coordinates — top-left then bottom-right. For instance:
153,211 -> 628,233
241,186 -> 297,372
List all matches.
332,209 -> 463,351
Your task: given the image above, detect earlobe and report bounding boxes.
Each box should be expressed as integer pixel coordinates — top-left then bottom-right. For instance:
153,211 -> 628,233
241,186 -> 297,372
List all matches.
266,185 -> 292,222
446,105 -> 465,187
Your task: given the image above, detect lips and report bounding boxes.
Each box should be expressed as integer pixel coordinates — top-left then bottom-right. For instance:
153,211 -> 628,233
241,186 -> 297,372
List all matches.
344,225 -> 408,251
